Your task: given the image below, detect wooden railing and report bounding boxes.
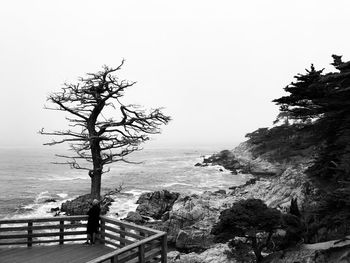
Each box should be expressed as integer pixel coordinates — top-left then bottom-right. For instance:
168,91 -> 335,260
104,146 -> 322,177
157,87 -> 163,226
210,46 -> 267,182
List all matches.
91,215 -> 167,263
0,215 -> 167,263
0,215 -> 88,246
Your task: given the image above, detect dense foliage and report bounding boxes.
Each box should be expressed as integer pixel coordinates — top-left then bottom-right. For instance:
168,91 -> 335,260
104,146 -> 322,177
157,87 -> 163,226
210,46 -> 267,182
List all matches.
245,125 -> 317,163
247,55 -> 350,183
245,55 -> 350,242
211,199 -> 282,262
273,55 -> 350,184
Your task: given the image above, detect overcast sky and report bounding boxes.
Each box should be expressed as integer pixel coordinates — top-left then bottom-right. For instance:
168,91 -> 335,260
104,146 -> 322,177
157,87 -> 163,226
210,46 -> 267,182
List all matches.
0,0 -> 349,149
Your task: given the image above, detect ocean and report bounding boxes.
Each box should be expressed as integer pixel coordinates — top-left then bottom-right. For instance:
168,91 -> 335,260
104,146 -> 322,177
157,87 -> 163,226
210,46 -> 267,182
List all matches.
0,147 -> 249,220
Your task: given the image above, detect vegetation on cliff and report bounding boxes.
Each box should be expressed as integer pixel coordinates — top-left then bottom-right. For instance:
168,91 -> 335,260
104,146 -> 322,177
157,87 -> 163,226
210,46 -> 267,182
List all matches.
211,198 -> 282,262
244,55 -> 350,243
211,198 -> 304,262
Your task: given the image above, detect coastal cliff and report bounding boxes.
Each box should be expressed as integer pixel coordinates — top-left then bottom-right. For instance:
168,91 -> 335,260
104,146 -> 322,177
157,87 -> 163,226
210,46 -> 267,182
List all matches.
125,141 -> 349,262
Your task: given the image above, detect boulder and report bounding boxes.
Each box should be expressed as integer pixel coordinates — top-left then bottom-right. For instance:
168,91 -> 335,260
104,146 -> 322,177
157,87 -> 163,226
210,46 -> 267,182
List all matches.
233,142 -> 285,176
163,192 -> 226,250
214,190 -> 226,195
44,198 -> 57,203
175,229 -> 213,250
124,211 -> 144,224
61,194 -> 113,215
202,150 -> 241,173
136,190 -> 179,220
50,207 -> 60,212
168,244 -> 236,263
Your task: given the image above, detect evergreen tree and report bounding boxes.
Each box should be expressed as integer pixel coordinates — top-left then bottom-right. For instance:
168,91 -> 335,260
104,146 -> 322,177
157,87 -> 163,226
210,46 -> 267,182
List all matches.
273,55 -> 350,184
211,199 -> 282,262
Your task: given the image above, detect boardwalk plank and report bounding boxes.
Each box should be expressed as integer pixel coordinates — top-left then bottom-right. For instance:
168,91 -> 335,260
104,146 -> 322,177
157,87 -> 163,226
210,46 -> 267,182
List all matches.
0,244 -> 114,263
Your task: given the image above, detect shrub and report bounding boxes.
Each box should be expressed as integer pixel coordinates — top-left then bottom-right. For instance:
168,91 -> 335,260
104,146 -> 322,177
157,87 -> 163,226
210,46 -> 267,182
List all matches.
211,199 -> 282,262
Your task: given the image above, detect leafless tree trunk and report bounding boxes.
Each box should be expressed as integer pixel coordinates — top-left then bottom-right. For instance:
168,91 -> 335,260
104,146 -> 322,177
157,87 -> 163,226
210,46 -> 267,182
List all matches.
40,60 -> 171,199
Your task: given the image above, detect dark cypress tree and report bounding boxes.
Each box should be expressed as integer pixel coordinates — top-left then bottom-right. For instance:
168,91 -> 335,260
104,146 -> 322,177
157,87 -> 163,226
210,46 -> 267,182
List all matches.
273,55 -> 350,184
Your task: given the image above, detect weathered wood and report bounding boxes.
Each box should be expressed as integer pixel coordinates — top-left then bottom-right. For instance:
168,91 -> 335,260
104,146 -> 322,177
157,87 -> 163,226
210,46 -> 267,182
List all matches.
145,248 -> 161,261
28,222 -> 33,247
139,243 -> 145,263
0,215 -> 88,224
161,233 -> 167,263
85,232 -> 164,263
150,257 -> 162,263
0,223 -> 86,232
101,216 -> 160,235
59,220 -> 64,245
100,219 -> 105,245
0,230 -> 86,239
0,215 -> 167,263
103,238 -> 121,248
145,240 -> 161,251
0,244 -> 114,263
120,225 -> 126,247
0,238 -> 87,246
110,255 -> 118,263
104,225 -> 144,240
104,232 -> 133,246
118,248 -> 139,263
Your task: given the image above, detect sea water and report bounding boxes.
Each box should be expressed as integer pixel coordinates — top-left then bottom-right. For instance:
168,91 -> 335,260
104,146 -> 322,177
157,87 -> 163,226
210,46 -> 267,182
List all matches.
0,147 -> 249,220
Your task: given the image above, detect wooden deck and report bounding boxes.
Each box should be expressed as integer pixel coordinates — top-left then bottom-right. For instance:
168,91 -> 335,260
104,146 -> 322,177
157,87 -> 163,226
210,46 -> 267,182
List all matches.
0,244 -> 114,263
0,215 -> 167,263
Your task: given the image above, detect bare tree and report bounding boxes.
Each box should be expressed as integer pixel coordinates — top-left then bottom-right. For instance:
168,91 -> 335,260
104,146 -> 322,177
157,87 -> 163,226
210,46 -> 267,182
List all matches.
40,60 -> 171,199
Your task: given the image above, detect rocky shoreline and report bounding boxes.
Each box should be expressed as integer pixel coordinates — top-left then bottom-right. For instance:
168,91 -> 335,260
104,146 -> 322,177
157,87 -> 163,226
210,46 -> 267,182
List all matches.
123,143 -> 349,262
53,142 -> 349,262
115,143 -> 300,262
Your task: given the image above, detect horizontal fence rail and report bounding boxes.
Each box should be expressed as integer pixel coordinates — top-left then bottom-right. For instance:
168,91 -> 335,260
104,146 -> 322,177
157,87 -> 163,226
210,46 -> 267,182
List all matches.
94,216 -> 167,263
0,215 -> 167,263
0,215 -> 88,246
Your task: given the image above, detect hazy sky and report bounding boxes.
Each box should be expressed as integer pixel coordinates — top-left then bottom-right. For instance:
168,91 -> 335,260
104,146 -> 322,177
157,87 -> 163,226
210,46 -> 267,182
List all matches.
1,0 -> 349,149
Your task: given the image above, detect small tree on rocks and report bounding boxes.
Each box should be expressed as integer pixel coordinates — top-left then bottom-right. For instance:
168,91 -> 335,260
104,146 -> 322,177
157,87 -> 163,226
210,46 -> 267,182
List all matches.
211,198 -> 282,262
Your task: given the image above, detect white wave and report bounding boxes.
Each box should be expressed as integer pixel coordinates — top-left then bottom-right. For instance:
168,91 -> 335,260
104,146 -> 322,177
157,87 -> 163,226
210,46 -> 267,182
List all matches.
57,193 -> 68,199
107,194 -> 139,219
161,182 -> 192,188
45,175 -> 88,181
10,191 -> 72,220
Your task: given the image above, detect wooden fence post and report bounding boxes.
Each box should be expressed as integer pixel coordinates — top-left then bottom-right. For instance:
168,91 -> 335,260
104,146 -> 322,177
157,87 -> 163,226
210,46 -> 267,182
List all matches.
111,255 -> 118,263
27,221 -> 33,247
100,218 -> 105,244
139,243 -> 145,263
120,225 -> 125,247
59,220 -> 64,245
161,233 -> 167,263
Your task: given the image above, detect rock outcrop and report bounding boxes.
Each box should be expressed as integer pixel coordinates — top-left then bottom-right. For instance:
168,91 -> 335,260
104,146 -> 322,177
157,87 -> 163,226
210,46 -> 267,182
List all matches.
168,244 -> 236,263
199,144 -> 285,176
136,190 -> 179,220
124,211 -> 144,224
60,194 -> 113,215
202,150 -> 241,174
128,142 -> 319,261
130,154 -> 315,254
263,237 -> 350,263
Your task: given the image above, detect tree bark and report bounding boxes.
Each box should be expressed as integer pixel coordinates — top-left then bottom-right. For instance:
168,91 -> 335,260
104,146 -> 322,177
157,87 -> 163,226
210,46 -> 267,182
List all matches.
89,138 -> 103,199
41,64 -> 170,201
251,236 -> 263,263
90,169 -> 102,200
88,102 -> 104,200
